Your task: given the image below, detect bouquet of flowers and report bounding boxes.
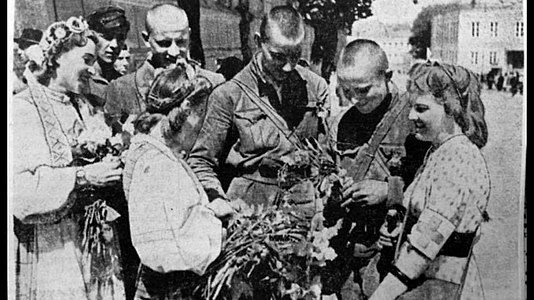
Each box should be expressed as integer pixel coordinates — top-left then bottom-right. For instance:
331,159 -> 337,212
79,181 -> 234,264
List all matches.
195,204 -> 343,300
70,114 -> 127,299
195,138 -> 347,299
277,138 -> 346,220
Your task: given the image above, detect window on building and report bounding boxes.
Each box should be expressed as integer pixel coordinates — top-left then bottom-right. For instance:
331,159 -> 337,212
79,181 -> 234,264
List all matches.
515,22 -> 524,37
490,22 -> 498,37
471,22 -> 480,37
471,51 -> 478,65
489,51 -> 498,65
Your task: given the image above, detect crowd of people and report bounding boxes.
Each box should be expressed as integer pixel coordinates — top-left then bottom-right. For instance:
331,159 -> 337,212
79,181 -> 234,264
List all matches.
481,70 -> 523,96
11,3 -> 492,300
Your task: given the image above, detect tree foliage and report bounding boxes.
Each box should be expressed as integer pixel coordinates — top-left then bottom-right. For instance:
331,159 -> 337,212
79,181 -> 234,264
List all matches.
297,0 -> 373,33
408,3 -> 459,59
295,0 -> 373,80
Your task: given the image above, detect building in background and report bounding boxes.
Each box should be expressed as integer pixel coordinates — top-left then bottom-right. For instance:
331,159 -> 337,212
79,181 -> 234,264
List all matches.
348,20 -> 413,91
430,1 -> 524,75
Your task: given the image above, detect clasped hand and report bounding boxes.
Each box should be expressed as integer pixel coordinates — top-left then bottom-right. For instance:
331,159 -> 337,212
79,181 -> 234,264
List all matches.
205,198 -> 249,220
83,159 -> 123,186
340,178 -> 388,207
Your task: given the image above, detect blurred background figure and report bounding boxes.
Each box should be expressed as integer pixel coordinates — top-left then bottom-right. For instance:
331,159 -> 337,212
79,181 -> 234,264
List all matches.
486,71 -> 495,90
510,71 -> 521,97
215,56 -> 244,81
14,28 -> 43,63
297,58 -> 311,69
496,72 -> 504,91
113,44 -> 131,76
87,5 -> 130,82
12,28 -> 43,94
85,5 -> 130,108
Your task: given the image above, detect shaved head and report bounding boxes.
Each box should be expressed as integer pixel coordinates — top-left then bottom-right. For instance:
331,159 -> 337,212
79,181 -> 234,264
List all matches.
336,39 -> 391,114
145,3 -> 189,35
259,5 -> 305,43
143,3 -> 191,68
338,39 -> 389,79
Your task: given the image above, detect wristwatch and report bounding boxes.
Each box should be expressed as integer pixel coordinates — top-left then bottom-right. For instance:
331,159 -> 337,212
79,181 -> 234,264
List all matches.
76,167 -> 89,186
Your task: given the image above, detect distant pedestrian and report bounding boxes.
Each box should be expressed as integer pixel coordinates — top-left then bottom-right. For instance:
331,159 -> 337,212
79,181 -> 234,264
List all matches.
510,72 -> 520,96
486,73 -> 494,90
503,73 -> 511,92
496,74 -> 504,91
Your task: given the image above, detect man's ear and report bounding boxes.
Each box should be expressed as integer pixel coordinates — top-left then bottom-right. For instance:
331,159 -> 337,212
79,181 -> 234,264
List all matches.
254,32 -> 262,48
385,70 -> 393,81
141,31 -> 150,47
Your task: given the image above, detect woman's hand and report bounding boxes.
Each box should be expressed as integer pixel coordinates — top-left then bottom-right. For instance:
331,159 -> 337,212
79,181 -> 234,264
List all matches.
206,198 -> 236,219
82,160 -> 123,187
341,179 -> 388,207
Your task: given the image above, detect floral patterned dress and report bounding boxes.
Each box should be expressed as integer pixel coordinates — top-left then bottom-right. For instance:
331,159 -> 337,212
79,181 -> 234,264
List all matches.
395,134 -> 491,300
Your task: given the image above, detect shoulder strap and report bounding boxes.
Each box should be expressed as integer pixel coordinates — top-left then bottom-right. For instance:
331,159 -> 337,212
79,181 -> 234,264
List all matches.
231,78 -> 302,148
345,93 -> 410,182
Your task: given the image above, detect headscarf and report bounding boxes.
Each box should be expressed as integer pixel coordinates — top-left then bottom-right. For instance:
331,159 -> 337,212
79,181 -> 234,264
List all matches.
145,64 -> 212,115
407,61 -> 488,148
135,64 -> 212,140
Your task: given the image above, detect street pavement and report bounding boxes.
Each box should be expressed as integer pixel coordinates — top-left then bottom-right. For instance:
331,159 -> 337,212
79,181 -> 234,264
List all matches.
476,88 -> 525,300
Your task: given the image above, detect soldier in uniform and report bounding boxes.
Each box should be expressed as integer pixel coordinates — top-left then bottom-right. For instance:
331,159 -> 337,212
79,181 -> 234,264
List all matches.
370,62 -> 490,300
188,5 -> 329,215
319,39 -> 432,299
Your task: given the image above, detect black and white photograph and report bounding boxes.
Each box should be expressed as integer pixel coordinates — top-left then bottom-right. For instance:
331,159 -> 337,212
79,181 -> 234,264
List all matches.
7,0 -> 526,299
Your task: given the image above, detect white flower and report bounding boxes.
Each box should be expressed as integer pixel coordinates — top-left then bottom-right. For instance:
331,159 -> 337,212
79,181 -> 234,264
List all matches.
77,114 -> 112,146
322,247 -> 337,261
66,16 -> 88,34
54,26 -> 67,39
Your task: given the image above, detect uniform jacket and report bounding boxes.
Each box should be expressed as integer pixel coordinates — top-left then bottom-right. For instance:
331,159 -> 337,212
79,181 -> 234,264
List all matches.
188,52 -> 329,207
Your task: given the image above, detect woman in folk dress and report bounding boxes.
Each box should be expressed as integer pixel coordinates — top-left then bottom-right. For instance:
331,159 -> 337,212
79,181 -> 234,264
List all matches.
12,17 -> 123,299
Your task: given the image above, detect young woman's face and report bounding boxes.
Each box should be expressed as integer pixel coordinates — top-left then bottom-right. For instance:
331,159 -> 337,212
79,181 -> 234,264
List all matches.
55,39 -> 97,94
408,93 -> 453,145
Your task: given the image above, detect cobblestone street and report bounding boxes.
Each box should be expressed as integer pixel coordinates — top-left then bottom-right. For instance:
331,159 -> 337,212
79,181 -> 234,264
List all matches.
476,88 -> 525,300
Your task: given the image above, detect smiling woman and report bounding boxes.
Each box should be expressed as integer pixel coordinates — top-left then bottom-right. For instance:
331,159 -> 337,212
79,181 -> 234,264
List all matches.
12,16 -> 125,300
369,62 -> 490,300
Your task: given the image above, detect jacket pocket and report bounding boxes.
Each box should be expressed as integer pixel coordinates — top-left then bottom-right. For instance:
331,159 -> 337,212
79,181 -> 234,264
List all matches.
234,108 -> 280,153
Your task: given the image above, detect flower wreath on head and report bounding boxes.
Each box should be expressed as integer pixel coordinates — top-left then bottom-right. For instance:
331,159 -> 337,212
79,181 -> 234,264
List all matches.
26,16 -> 91,68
